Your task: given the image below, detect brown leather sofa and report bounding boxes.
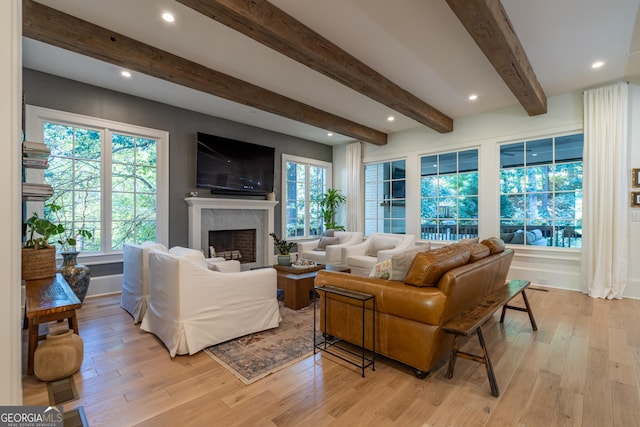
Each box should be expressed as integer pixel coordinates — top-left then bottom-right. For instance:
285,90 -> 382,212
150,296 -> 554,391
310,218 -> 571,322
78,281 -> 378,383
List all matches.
314,238 -> 513,378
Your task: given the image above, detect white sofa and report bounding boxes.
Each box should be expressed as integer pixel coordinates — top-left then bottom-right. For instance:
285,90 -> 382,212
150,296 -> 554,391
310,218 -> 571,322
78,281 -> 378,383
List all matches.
296,231 -> 363,266
121,242 -> 168,323
121,243 -> 234,323
343,233 -> 417,276
140,247 -> 281,357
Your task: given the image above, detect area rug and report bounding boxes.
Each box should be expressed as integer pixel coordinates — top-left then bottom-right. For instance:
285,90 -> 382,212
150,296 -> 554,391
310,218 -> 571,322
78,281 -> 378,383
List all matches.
204,302 -> 318,384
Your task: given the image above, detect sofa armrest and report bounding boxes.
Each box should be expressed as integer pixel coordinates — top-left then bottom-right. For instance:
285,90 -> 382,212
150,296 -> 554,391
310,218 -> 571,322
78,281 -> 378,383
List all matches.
297,239 -> 320,255
315,270 -> 446,326
342,240 -> 370,258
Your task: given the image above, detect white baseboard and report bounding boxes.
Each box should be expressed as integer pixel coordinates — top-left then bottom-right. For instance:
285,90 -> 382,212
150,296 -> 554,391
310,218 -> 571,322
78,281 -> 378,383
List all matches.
86,274 -> 123,297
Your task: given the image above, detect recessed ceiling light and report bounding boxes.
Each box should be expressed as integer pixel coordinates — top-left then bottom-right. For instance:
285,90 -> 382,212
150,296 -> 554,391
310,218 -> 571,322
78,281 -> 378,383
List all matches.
327,132 -> 333,137
162,12 -> 175,23
592,61 -> 604,69
468,94 -> 478,101
387,116 -> 395,122
120,71 -> 131,78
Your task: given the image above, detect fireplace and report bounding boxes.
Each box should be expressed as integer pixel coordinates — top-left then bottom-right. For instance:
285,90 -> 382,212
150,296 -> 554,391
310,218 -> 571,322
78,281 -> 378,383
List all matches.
208,229 -> 256,264
185,197 -> 279,269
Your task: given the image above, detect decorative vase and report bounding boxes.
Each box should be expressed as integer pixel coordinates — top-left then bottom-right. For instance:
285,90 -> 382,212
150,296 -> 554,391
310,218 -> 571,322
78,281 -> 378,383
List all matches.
34,329 -> 84,382
277,254 -> 291,266
59,251 -> 91,303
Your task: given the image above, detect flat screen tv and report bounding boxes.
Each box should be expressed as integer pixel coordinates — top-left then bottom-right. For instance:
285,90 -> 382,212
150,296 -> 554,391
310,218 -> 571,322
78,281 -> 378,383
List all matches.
196,132 -> 275,195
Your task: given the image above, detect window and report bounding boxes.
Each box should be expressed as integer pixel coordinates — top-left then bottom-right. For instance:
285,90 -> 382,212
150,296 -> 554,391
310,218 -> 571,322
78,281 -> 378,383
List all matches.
420,149 -> 479,241
282,154 -> 331,239
26,106 -> 168,258
364,160 -> 406,236
499,133 -> 583,247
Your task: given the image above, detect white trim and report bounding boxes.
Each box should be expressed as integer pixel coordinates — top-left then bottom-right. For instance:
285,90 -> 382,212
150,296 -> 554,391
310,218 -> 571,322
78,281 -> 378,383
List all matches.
1,0 -> 22,404
185,197 -> 279,266
24,105 -> 170,257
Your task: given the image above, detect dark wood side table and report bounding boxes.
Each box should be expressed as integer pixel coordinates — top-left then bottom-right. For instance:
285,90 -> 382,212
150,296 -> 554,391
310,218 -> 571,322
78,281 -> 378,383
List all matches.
25,273 -> 81,375
273,264 -> 325,310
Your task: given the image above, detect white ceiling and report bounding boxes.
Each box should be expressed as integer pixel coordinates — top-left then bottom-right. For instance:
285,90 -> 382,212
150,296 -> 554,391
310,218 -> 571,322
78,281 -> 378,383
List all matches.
22,0 -> 640,146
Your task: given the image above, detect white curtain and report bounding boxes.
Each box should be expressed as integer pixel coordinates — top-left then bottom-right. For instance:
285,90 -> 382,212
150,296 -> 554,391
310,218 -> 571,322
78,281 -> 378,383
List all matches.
581,82 -> 628,299
346,142 -> 362,232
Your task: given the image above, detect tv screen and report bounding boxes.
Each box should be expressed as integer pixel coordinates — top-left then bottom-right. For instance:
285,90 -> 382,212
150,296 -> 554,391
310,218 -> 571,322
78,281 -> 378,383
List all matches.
196,132 -> 275,195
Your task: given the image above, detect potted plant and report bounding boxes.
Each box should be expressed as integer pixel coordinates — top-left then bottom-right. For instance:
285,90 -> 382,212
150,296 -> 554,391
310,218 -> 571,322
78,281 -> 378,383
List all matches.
47,201 -> 94,303
319,188 -> 347,231
269,232 -> 296,266
22,209 -> 64,280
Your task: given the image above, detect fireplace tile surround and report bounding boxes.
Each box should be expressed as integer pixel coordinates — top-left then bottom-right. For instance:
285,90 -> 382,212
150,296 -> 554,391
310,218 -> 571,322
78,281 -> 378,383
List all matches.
185,197 -> 279,269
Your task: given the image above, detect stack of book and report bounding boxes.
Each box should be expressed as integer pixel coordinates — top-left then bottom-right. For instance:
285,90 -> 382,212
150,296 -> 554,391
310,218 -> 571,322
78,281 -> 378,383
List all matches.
22,141 -> 52,201
22,183 -> 54,200
22,141 -> 50,169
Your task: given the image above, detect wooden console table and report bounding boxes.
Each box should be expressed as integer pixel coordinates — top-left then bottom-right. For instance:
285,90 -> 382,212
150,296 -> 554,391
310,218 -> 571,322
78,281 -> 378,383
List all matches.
273,264 -> 350,310
25,273 -> 81,375
442,279 -> 537,397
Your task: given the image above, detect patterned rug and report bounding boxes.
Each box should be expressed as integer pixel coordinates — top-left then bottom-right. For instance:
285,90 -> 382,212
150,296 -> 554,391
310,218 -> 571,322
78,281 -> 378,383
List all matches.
204,302 -> 318,384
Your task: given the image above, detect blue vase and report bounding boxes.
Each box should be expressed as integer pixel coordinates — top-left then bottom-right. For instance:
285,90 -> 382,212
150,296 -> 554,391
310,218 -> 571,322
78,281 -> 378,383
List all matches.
59,251 -> 91,303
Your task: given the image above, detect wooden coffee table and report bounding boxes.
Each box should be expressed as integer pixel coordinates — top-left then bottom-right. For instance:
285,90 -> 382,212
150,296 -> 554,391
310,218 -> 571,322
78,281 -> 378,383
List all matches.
273,264 -> 349,309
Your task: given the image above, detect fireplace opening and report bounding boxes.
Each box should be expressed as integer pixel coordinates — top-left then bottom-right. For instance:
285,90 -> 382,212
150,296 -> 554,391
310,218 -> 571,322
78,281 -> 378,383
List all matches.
208,229 -> 256,264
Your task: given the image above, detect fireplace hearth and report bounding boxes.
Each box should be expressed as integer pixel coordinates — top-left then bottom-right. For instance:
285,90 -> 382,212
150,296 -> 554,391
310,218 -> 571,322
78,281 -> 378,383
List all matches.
208,229 -> 256,264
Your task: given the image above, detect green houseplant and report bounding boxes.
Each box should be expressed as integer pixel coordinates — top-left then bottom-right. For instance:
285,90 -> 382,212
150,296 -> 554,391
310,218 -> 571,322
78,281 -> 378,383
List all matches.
22,207 -> 65,280
269,232 -> 296,266
319,188 -> 347,231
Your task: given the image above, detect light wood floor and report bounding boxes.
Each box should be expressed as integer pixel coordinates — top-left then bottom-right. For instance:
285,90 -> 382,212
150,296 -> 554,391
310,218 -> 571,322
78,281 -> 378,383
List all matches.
22,287 -> 640,427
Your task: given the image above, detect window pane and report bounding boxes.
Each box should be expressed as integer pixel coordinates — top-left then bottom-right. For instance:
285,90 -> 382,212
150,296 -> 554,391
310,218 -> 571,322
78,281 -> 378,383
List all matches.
555,134 -> 583,163
112,163 -> 135,192
554,162 -> 582,191
500,168 -> 525,194
459,196 -> 478,219
458,172 -> 478,196
526,138 -> 552,165
364,160 -> 406,236
526,193 -> 553,219
136,166 -> 157,193
112,134 -> 135,164
501,142 -> 524,168
421,155 -> 437,176
439,152 -> 457,174
438,175 -> 457,196
525,165 -> 553,192
501,195 -> 524,219
459,150 -> 478,172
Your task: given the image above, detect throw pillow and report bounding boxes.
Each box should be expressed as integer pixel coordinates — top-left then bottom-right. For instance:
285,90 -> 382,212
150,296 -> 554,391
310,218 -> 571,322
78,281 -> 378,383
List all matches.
509,231 -> 525,244
500,232 -> 514,243
323,229 -> 335,237
404,245 -> 471,287
367,237 -> 398,257
480,237 -> 505,254
369,259 -> 392,279
390,244 -> 431,281
314,236 -> 339,251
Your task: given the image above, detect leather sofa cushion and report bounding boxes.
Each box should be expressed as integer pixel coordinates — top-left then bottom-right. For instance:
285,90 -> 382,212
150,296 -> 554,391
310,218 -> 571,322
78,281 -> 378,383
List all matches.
404,245 -> 471,287
481,237 -> 505,254
468,243 -> 490,262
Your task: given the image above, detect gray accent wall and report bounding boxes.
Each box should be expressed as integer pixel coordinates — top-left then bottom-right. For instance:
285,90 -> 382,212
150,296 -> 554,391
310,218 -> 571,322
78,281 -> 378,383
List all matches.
23,68 -> 333,275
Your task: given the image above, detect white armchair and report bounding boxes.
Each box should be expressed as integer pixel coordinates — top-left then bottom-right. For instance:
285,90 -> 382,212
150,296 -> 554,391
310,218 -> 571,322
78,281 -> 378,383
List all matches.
121,242 -> 167,323
297,231 -> 363,266
140,248 -> 281,357
343,233 -> 416,276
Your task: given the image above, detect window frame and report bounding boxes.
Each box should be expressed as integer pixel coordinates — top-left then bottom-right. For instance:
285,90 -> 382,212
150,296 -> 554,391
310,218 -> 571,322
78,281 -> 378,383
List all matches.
25,105 -> 169,263
281,154 -> 332,240
419,148 -> 479,242
498,132 -> 583,248
363,158 -> 407,236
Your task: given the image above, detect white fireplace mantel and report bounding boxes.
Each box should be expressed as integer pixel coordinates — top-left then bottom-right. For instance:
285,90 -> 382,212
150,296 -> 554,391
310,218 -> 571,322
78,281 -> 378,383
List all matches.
185,197 -> 279,266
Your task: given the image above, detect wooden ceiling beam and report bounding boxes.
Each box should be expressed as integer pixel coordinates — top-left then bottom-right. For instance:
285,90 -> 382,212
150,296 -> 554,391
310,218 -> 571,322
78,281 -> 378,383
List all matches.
22,0 -> 387,145
176,0 -> 454,133
446,0 -> 547,116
